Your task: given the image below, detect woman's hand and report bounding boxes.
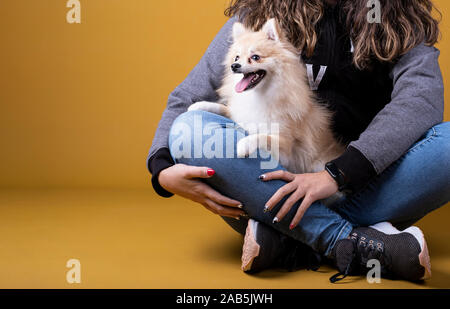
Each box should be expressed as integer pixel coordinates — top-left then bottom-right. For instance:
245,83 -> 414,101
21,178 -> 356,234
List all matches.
158,164 -> 246,219
262,170 -> 338,229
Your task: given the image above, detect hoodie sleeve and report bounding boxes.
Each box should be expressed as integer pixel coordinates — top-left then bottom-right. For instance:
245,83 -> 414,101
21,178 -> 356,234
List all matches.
330,43 -> 444,193
146,17 -> 236,197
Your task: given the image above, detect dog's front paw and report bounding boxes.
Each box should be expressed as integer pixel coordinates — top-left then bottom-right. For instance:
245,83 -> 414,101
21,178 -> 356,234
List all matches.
188,101 -> 229,116
237,136 -> 258,158
188,102 -> 209,112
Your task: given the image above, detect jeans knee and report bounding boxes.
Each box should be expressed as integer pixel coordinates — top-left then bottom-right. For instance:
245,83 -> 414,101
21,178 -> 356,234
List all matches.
171,110 -> 202,130
169,111 -> 196,157
432,122 -> 450,156
170,110 -> 205,142
169,110 -> 235,162
171,110 -> 230,135
435,121 -> 450,138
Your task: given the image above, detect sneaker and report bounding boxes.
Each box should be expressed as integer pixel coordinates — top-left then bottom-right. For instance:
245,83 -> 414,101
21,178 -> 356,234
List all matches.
241,219 -> 321,273
330,222 -> 431,283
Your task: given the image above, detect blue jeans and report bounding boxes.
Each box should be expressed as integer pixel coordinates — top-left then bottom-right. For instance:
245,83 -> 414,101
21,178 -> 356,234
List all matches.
169,110 -> 450,257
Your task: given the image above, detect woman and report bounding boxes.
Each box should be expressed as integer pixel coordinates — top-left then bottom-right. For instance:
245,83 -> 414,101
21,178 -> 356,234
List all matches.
147,0 -> 450,282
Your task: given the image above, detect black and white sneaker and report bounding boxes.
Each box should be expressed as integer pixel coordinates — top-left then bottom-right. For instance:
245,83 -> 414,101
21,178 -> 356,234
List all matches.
241,219 -> 321,273
330,222 -> 431,283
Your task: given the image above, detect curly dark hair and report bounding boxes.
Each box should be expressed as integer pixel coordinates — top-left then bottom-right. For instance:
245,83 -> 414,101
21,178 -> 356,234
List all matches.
225,0 -> 441,69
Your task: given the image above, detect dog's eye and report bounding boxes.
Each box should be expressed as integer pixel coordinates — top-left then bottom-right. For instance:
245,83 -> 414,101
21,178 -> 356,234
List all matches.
251,55 -> 261,61
234,56 -> 240,62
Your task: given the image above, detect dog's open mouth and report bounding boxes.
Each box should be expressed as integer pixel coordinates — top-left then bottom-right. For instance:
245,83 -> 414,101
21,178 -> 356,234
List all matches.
235,70 -> 266,93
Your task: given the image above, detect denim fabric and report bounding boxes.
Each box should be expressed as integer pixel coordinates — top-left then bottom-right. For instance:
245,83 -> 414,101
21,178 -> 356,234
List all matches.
168,110 -> 450,257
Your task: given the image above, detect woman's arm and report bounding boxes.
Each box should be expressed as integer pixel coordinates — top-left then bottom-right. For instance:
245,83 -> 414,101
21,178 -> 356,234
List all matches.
331,43 -> 444,193
147,17 -> 237,197
263,44 -> 445,229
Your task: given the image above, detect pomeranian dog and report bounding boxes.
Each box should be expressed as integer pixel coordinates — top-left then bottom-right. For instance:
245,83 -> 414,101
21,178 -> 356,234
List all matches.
188,19 -> 345,175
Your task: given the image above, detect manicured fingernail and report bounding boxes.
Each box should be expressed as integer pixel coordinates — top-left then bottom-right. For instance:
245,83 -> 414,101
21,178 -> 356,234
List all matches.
264,205 -> 270,213
235,217 -> 241,221
207,169 -> 215,177
272,217 -> 279,224
289,224 -> 295,230
238,204 -> 244,209
259,175 -> 266,180
240,213 -> 249,219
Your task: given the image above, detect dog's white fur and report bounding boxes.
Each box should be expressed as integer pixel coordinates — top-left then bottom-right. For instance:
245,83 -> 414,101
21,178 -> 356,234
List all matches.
189,19 -> 345,174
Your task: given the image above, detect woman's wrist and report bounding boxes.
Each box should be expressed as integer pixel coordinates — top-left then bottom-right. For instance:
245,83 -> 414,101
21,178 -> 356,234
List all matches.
148,148 -> 176,198
329,146 -> 377,194
324,162 -> 348,192
152,168 -> 174,198
320,170 -> 339,193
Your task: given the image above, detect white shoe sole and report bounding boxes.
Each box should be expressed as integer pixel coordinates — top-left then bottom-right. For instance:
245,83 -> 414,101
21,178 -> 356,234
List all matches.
241,219 -> 260,272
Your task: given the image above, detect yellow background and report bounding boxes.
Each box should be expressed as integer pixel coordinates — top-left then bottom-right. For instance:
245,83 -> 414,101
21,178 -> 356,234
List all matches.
0,0 -> 449,188
0,0 -> 449,288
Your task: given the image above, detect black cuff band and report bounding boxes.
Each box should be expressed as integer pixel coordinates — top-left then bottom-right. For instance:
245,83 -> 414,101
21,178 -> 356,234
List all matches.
147,148 -> 175,198
330,146 -> 377,194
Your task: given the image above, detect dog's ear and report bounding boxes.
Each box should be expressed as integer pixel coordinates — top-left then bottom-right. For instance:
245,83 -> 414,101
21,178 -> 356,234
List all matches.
232,22 -> 247,40
262,18 -> 281,42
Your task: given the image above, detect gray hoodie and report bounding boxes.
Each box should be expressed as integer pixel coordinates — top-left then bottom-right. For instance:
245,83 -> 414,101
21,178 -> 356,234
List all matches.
147,14 -> 444,197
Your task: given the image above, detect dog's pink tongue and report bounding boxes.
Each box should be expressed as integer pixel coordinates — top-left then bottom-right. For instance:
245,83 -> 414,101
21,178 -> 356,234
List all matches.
235,75 -> 253,93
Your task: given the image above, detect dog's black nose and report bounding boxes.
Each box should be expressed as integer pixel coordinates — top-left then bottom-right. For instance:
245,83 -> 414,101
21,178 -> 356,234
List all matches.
231,63 -> 241,73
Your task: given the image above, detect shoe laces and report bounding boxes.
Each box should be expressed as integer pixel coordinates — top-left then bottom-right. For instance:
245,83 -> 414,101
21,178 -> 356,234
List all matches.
330,232 -> 388,283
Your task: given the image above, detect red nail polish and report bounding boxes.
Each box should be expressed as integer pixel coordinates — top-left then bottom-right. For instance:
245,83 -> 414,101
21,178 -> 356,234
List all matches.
289,224 -> 295,230
207,169 -> 215,177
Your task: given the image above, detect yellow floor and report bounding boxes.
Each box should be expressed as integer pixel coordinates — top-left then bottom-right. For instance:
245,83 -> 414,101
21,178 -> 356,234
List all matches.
0,188 -> 449,289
